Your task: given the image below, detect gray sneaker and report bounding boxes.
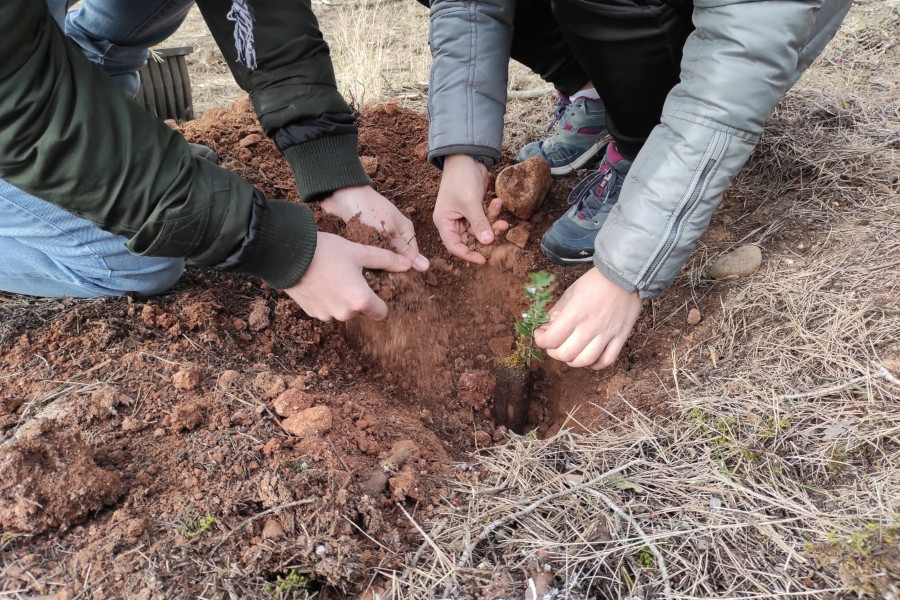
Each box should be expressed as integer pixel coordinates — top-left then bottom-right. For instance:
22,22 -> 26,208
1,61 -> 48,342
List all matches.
518,94 -> 611,176
540,145 -> 632,265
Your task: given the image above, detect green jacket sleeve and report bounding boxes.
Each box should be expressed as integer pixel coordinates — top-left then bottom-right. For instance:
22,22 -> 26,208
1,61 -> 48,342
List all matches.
195,0 -> 371,201
0,0 -> 317,290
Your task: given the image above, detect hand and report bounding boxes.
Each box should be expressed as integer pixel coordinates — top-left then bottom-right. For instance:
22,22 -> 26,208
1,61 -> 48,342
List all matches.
320,185 -> 429,271
433,154 -> 508,264
534,268 -> 643,369
285,232 -> 413,321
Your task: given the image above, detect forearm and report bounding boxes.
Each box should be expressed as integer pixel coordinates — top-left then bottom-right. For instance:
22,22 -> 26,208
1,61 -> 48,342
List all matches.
195,0 -> 369,201
0,0 -> 317,289
595,0 -> 851,298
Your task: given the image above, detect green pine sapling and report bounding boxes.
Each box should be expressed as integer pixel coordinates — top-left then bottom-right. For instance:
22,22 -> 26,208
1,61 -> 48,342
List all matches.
501,271 -> 556,368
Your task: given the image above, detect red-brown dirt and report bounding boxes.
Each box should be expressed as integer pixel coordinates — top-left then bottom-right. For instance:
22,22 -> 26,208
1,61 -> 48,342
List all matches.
0,98 -> 771,597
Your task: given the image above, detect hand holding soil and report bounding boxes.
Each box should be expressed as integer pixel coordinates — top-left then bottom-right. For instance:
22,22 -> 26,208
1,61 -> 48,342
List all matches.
534,267 -> 643,369
321,184 -> 430,272
284,232 -> 413,321
433,154 -> 509,264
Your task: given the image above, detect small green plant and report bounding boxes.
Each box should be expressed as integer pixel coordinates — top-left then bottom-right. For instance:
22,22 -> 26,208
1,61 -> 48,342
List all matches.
635,547 -> 655,568
184,514 -> 215,538
501,271 -> 556,368
265,569 -> 310,600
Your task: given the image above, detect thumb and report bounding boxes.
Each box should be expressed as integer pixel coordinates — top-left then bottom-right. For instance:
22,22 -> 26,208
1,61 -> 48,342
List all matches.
463,204 -> 494,245
356,243 -> 413,273
359,290 -> 389,320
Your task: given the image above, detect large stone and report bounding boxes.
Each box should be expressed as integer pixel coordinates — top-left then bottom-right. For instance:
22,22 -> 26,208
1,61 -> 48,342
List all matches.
496,157 -> 552,220
281,405 -> 333,438
705,245 -> 763,280
273,388 -> 315,417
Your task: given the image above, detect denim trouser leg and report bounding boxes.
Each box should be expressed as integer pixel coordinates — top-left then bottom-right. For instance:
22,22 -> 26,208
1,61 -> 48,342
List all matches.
0,0 -> 195,298
0,180 -> 184,298
65,0 -> 196,97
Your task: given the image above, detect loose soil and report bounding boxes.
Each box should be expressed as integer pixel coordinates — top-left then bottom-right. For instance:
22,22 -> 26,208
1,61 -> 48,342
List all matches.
0,98 -> 793,598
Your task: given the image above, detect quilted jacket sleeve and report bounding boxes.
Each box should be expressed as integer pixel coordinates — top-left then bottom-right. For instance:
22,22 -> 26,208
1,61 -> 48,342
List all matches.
594,0 -> 851,298
426,0 -> 515,168
0,0 -> 319,290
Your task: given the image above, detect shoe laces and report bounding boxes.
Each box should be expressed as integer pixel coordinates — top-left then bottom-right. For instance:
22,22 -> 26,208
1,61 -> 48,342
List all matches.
567,161 -> 620,221
543,95 -> 571,136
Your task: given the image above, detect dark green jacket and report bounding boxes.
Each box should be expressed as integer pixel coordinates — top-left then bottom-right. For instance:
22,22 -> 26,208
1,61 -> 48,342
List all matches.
0,0 -> 371,289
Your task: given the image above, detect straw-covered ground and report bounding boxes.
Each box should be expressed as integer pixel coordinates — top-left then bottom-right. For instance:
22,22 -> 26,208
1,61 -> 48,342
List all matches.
383,3 -> 900,598
1,1 -> 898,599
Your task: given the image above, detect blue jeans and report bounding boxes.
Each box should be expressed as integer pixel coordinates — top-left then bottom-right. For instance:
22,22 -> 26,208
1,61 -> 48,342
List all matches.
0,0 -> 195,298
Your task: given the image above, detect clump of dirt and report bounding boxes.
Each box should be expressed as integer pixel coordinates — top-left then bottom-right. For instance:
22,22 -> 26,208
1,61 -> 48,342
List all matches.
0,421 -> 125,533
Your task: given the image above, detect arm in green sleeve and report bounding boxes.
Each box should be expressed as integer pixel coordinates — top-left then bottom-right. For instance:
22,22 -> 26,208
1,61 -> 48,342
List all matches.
0,0 -> 317,289
195,0 -> 370,201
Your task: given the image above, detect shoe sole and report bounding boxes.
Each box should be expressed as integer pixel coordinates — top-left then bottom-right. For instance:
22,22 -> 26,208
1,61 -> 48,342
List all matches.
549,135 -> 612,176
540,240 -> 595,265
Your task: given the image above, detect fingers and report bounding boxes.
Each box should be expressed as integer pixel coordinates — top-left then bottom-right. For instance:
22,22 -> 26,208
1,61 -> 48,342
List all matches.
434,220 -> 487,265
590,336 -> 626,370
533,300 -> 575,351
357,291 -> 389,321
356,243 -> 414,273
487,197 -> 504,221
465,209 -> 495,246
390,229 -> 430,272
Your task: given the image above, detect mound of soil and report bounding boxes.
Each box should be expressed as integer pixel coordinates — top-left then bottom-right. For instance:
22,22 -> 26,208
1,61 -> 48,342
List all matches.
0,98 -> 752,597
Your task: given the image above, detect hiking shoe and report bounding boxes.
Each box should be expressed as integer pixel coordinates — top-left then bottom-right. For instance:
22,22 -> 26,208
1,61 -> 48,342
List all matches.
540,145 -> 632,265
518,94 -> 611,176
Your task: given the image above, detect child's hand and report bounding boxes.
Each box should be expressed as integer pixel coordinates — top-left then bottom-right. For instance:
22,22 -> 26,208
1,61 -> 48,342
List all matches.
534,268 -> 642,369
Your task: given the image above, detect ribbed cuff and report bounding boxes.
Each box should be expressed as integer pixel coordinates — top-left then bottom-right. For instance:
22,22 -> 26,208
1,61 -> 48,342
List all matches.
233,200 -> 318,290
282,133 -> 371,202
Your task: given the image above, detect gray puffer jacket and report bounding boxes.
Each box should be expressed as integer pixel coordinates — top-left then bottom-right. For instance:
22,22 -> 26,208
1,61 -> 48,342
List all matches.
426,0 -> 851,298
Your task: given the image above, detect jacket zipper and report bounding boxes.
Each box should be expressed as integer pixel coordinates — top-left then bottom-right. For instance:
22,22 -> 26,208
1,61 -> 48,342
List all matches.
637,132 -> 725,289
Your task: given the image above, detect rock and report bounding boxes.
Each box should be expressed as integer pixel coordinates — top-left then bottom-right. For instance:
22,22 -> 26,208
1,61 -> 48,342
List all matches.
217,370 -> 240,390
261,517 -> 283,539
0,426 -> 125,533
705,245 -> 763,280
496,157 -> 552,220
687,308 -> 702,326
506,223 -> 531,249
172,370 -> 201,391
169,403 -> 203,432
281,406 -> 333,438
360,156 -> 378,176
247,300 -> 271,331
238,133 -> 263,147
273,388 -> 315,417
121,416 -> 146,433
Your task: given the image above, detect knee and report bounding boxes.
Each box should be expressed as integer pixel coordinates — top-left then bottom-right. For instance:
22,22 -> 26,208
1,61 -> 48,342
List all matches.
116,257 -> 185,297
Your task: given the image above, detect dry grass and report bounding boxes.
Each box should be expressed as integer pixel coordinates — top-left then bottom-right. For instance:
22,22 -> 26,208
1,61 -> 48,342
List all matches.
376,3 -> 900,599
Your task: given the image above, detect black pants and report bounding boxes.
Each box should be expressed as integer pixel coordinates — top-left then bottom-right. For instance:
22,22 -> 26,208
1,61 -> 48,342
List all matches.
419,0 -> 694,158
417,0 -> 588,96
550,0 -> 694,157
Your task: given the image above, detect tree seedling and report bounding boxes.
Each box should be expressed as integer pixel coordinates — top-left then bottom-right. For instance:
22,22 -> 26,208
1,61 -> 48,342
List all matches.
501,271 -> 556,368
493,271 -> 556,433
184,514 -> 216,538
